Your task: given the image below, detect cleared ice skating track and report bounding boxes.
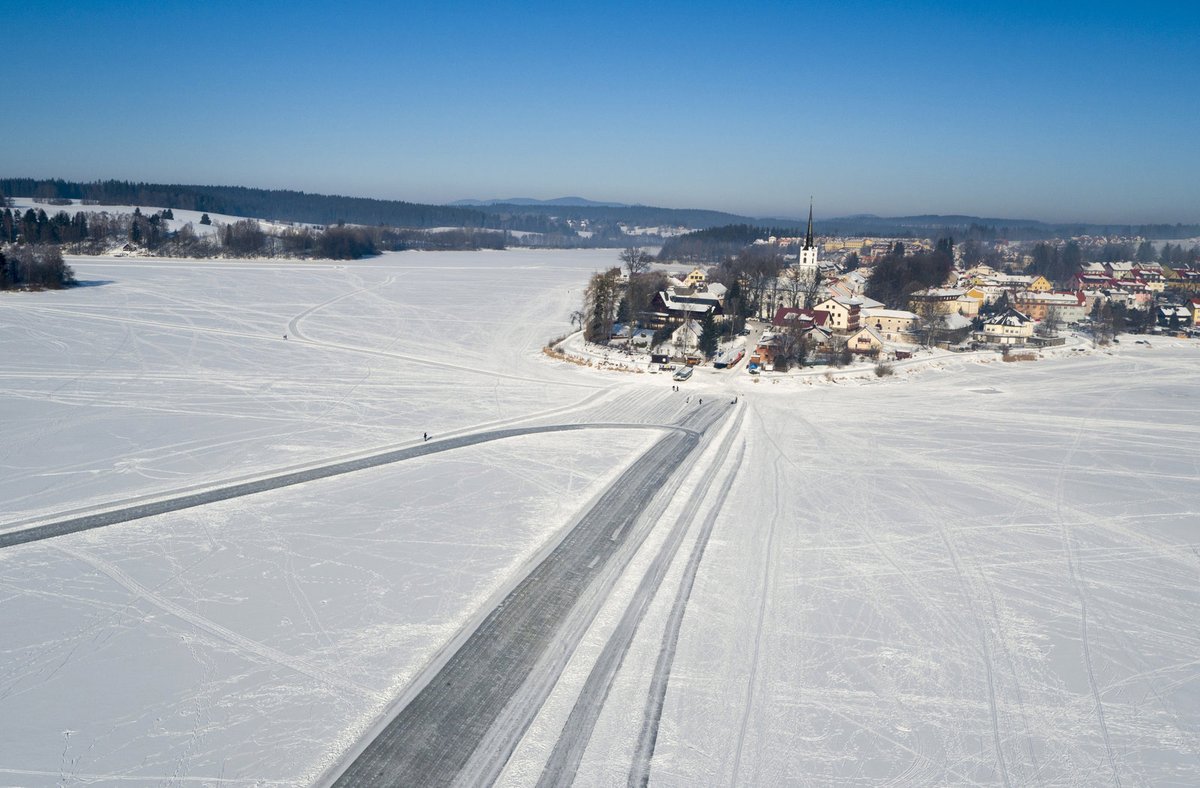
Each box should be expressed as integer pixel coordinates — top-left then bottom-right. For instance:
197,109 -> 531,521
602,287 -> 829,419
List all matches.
330,404 -> 730,788
0,421 -> 700,550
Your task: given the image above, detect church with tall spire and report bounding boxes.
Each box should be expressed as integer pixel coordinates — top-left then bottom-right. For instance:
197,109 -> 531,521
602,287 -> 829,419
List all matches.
798,198 -> 819,270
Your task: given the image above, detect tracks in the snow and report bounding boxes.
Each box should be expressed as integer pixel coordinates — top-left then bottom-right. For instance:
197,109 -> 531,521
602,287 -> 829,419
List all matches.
0,421 -> 696,550
329,402 -> 737,788
537,408 -> 746,788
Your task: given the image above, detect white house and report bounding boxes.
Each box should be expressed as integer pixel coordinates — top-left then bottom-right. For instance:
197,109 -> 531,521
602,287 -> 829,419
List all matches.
979,307 -> 1034,345
670,320 -> 704,354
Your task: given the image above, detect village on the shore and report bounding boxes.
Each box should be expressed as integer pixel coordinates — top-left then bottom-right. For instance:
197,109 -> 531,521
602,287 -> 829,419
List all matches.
554,208 -> 1200,378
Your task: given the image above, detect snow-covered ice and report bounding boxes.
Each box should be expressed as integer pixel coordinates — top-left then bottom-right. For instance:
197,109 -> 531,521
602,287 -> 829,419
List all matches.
1,249 -> 1198,785
564,346 -> 1200,785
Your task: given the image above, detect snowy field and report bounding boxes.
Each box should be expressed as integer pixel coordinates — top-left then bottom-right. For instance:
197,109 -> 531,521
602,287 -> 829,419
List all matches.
1,250 -> 1198,785
556,348 -> 1200,785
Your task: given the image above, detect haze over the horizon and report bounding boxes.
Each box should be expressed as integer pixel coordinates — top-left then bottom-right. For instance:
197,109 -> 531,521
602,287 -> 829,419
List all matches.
7,1 -> 1198,224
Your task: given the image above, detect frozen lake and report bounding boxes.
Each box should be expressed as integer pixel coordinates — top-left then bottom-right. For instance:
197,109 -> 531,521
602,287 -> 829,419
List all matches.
1,250 -> 1198,785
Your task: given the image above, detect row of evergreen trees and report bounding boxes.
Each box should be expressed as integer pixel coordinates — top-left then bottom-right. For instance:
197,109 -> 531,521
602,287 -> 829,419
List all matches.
0,179 -> 493,230
1,203 -> 517,259
2,207 -> 92,245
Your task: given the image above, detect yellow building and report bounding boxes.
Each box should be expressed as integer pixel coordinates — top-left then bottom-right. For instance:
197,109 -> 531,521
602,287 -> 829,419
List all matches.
862,307 -> 917,338
683,267 -> 707,286
909,289 -> 981,317
1029,275 -> 1053,292
846,325 -> 885,354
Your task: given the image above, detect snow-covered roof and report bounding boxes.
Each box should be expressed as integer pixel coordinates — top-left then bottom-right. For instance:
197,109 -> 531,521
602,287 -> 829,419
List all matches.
847,325 -> 885,344
914,287 -> 968,298
985,308 -> 1032,326
772,307 -> 829,327
862,308 -> 917,320
658,290 -> 717,314
816,294 -> 884,311
672,319 -> 703,335
1016,291 -> 1084,305
943,312 -> 974,330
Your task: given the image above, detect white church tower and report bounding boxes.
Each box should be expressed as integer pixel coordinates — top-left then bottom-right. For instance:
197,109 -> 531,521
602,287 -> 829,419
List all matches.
798,198 -> 818,271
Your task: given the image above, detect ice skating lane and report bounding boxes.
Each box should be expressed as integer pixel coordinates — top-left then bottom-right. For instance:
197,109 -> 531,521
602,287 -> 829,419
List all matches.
330,404 -> 730,788
0,422 -> 697,550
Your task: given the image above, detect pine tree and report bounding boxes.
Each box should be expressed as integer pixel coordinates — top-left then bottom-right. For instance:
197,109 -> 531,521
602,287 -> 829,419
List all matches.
698,309 -> 719,357
199,213 -> 212,225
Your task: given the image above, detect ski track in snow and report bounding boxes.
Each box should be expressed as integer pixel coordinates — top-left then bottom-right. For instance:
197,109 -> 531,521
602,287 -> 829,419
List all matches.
534,407 -> 746,788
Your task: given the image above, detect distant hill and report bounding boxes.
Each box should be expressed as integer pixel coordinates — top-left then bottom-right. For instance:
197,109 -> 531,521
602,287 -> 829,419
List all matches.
0,178 -> 777,237
480,201 -> 785,231
4,178 -> 1195,242
812,214 -> 1200,240
450,196 -> 631,208
0,178 -> 491,230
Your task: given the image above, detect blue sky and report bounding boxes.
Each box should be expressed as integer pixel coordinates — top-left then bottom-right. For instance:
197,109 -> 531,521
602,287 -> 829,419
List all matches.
6,0 -> 1198,223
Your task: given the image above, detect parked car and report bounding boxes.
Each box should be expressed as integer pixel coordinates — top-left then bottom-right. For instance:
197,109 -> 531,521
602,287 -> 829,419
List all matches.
672,366 -> 693,381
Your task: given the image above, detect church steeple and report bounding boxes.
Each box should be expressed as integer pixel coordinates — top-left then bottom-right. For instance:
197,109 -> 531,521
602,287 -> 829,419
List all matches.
798,197 -> 819,271
804,198 -> 814,249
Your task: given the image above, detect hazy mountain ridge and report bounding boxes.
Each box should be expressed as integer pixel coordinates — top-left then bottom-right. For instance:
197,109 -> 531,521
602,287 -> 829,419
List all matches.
4,178 -> 1197,241
449,197 -> 632,208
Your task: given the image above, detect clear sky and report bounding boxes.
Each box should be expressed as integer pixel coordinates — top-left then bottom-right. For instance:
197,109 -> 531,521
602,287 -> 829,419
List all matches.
6,0 -> 1198,223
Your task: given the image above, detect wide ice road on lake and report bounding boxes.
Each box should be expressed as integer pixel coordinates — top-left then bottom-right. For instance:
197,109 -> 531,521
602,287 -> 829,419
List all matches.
0,249 -> 1197,786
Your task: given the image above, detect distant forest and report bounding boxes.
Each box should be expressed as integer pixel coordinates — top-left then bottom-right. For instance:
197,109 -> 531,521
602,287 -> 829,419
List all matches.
813,215 -> 1200,243
3,178 -> 1197,251
0,202 -> 514,261
0,178 -> 779,240
0,178 -> 491,229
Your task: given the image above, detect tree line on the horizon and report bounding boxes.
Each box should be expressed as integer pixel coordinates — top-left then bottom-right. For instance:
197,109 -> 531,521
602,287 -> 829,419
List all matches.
0,179 -> 763,242
0,202 -> 517,262
0,179 -> 493,230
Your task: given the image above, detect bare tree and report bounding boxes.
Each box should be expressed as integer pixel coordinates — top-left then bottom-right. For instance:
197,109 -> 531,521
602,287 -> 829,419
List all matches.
620,247 -> 652,278
827,335 -> 853,367
802,269 -> 823,309
780,266 -> 809,308
1037,306 -> 1063,338
781,321 -> 812,368
624,270 -> 667,330
912,297 -> 946,348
